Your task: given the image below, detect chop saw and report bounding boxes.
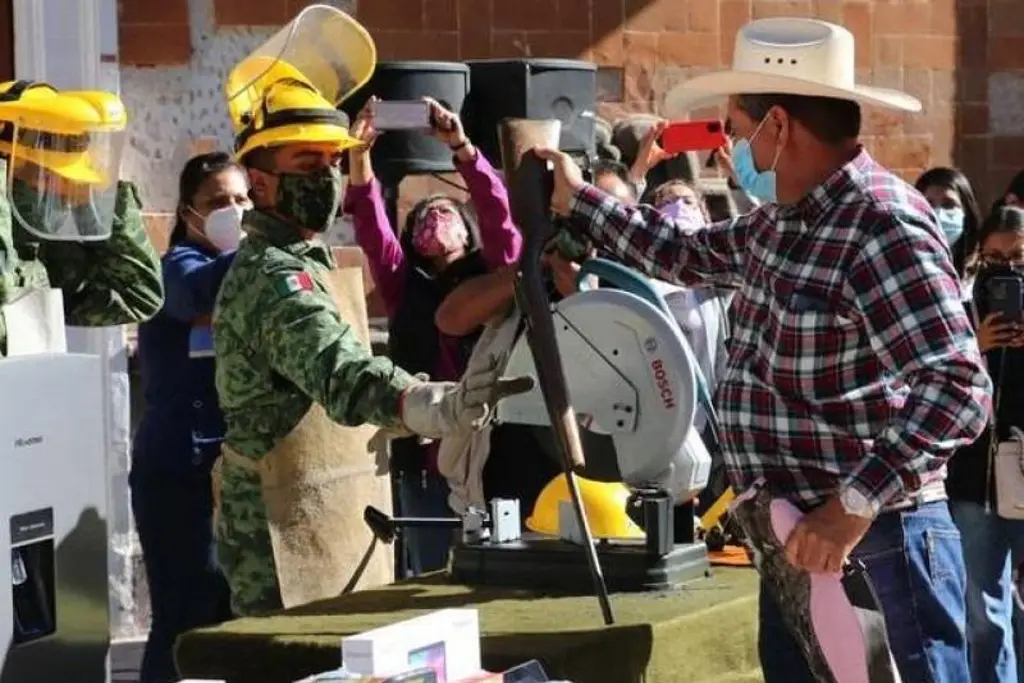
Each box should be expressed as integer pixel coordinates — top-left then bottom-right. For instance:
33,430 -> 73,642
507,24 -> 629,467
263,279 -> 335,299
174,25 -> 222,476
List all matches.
450,251 -> 719,593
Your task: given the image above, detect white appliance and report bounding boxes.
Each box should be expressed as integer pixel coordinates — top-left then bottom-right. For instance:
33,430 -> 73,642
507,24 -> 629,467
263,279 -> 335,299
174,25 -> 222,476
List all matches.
0,353 -> 110,682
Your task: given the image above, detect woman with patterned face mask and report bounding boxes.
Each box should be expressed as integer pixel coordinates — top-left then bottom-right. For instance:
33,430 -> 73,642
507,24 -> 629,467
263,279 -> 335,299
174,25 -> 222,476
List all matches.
344,96 -> 521,578
915,166 -> 982,281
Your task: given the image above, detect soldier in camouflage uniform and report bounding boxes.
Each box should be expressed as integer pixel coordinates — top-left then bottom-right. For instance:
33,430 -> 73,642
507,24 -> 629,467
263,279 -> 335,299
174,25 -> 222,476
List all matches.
213,7 -> 532,616
0,80 -> 163,348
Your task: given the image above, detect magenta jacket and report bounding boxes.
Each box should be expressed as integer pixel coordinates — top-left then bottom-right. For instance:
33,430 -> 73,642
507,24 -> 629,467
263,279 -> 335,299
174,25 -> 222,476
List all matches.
343,150 -> 521,470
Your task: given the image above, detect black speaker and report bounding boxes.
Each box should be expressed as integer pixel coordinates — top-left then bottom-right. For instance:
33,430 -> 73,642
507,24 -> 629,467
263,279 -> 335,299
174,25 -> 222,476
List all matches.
340,61 -> 470,179
462,59 -> 597,168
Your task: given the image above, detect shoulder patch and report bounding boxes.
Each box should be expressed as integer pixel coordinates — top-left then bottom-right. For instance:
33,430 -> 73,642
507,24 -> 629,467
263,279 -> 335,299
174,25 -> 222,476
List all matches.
273,271 -> 315,297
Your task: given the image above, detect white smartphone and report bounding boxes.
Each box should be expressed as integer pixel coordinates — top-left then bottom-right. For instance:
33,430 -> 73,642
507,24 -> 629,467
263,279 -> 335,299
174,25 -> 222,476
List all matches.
373,100 -> 431,131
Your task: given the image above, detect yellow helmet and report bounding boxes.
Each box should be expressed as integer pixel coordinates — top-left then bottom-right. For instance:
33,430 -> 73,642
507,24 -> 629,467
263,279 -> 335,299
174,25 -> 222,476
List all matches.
0,80 -> 127,185
225,4 -> 376,161
526,474 -> 645,540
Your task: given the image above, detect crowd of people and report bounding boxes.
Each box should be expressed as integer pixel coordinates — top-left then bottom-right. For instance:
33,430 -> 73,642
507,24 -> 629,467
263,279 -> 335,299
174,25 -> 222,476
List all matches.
123,15 -> 1024,683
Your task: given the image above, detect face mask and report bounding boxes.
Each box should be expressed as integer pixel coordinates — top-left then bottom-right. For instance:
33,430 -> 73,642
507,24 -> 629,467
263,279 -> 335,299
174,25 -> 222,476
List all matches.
659,198 -> 706,228
732,116 -> 780,203
935,207 -> 964,246
412,207 -> 468,258
275,166 -> 342,233
202,204 -> 245,252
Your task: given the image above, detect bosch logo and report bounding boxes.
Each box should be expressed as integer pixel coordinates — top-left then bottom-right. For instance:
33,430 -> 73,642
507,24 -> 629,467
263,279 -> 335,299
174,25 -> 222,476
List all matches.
643,336 -> 658,353
651,359 -> 675,410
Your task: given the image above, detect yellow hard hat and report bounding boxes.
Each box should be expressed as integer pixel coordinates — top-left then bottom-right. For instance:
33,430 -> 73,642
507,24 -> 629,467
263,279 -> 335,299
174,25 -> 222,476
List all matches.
225,4 -> 376,161
0,80 -> 127,184
526,474 -> 645,540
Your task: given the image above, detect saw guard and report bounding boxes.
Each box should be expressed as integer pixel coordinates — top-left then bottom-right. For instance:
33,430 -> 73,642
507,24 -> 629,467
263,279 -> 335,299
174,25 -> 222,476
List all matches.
498,288 -> 698,486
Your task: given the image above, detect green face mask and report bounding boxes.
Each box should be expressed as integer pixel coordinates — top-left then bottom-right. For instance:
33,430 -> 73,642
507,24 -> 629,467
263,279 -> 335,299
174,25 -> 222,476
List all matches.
275,165 -> 342,233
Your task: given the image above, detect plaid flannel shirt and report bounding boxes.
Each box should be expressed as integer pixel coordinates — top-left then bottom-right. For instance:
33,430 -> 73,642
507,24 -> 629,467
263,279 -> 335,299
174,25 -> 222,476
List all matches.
568,149 -> 992,512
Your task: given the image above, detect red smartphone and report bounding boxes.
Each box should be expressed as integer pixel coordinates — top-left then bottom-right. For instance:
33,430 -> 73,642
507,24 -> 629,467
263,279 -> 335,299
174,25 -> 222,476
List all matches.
660,120 -> 728,154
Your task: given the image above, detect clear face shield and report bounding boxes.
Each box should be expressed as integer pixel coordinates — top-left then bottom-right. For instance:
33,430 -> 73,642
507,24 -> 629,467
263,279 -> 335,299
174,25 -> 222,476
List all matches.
225,4 -> 376,126
7,124 -> 126,241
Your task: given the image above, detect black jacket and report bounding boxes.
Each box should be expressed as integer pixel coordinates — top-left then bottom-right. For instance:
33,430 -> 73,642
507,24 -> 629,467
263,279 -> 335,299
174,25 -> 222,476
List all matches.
946,300 -> 1024,504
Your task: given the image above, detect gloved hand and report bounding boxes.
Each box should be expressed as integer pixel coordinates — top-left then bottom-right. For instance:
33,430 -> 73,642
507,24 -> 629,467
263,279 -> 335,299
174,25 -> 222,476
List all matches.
399,355 -> 535,439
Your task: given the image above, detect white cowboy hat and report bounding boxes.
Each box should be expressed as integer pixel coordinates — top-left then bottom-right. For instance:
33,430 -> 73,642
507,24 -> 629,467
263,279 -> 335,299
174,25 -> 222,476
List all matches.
664,18 -> 921,116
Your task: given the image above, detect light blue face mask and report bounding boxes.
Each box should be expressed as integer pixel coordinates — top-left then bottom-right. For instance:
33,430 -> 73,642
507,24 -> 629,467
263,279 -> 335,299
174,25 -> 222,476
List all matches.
731,116 -> 780,204
935,206 -> 965,246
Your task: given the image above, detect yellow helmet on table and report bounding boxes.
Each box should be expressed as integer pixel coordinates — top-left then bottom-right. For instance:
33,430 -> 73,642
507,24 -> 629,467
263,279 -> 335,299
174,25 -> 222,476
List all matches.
526,474 -> 645,540
0,79 -> 128,241
225,4 -> 377,162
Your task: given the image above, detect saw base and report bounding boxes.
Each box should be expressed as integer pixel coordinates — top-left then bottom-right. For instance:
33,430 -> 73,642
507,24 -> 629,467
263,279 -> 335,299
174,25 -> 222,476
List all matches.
450,534 -> 711,592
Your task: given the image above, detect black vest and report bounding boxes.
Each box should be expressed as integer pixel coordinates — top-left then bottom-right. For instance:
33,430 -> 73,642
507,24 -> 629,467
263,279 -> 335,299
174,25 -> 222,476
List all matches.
388,252 -> 489,474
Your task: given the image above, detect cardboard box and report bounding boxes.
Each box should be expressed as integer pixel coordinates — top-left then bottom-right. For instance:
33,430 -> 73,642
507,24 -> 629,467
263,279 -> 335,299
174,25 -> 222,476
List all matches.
341,609 -> 480,683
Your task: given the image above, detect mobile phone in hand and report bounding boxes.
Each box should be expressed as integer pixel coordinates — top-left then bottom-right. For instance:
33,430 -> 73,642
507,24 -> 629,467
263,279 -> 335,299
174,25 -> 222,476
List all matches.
373,100 -> 431,131
660,120 -> 728,154
986,276 -> 1024,321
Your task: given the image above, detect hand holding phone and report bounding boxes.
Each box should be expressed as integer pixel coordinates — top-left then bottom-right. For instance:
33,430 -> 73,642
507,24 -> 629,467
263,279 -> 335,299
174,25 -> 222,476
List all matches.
373,100 -> 432,131
660,119 -> 728,155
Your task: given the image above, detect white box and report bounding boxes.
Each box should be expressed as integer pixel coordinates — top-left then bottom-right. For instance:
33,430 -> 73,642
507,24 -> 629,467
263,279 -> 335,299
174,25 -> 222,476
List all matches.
341,609 -> 481,683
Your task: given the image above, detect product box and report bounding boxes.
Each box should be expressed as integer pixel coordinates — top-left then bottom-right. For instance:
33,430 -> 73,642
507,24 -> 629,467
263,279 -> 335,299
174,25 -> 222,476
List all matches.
341,609 -> 481,683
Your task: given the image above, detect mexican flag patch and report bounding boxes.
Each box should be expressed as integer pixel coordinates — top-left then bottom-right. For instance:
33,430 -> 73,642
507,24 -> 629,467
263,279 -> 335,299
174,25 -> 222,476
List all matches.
274,272 -> 315,297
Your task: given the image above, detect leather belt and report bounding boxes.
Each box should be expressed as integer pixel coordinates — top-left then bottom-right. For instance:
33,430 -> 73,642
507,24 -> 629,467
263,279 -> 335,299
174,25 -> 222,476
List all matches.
880,480 -> 948,514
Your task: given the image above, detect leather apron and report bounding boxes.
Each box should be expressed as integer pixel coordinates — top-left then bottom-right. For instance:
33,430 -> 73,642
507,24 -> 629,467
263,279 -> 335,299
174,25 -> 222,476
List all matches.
214,248 -> 394,608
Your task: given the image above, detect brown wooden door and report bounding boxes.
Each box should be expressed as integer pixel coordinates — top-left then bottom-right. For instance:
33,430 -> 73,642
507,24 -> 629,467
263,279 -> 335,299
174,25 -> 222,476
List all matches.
0,0 -> 12,81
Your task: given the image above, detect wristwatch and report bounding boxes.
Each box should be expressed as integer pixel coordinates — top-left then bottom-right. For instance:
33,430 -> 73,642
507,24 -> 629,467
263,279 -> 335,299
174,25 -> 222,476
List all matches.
839,487 -> 878,520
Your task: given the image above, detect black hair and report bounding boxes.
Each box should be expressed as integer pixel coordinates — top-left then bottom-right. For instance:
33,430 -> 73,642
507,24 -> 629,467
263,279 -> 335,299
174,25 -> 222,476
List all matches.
399,194 -> 481,274
591,159 -> 631,185
915,166 -> 982,278
975,206 -> 1024,258
170,151 -> 242,246
736,94 -> 861,145
992,170 -> 1024,213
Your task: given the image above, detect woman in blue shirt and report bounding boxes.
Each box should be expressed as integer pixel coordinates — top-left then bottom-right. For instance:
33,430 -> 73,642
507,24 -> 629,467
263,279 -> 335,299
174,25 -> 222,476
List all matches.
130,152 -> 249,683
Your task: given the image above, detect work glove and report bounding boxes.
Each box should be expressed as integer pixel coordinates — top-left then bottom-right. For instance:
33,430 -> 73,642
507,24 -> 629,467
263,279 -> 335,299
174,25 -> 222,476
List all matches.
399,355 -> 535,440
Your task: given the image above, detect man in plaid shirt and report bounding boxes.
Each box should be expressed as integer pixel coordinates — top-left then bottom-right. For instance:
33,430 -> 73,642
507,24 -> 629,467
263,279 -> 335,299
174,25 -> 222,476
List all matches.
537,18 -> 992,683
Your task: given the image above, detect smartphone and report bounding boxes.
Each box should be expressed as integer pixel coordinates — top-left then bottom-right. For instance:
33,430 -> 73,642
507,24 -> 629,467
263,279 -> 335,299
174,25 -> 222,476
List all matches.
660,119 -> 728,154
373,100 -> 431,131
986,276 -> 1024,321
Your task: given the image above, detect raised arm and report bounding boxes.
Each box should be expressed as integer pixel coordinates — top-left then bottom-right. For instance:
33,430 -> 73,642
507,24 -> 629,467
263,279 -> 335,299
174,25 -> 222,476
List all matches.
454,146 -> 521,268
424,97 -> 521,268
840,211 -> 992,513
540,147 -> 751,288
344,105 -> 406,318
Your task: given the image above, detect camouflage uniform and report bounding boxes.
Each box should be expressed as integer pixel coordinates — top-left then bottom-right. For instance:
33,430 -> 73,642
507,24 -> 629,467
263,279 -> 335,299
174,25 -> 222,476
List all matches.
0,162 -> 163,348
213,209 -> 416,616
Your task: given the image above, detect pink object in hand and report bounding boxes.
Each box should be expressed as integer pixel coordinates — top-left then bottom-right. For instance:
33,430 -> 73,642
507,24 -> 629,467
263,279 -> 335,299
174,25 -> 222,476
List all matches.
768,498 -> 871,683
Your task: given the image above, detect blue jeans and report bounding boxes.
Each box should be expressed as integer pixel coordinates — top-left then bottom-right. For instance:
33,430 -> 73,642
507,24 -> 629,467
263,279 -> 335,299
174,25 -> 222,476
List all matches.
759,501 -> 969,683
950,500 -> 1024,683
397,470 -> 455,576
130,468 -> 233,683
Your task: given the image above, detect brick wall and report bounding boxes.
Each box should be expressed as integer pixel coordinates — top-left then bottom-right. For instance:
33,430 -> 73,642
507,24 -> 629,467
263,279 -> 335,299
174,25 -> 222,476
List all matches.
118,0 -> 1024,212
955,1 -> 1024,208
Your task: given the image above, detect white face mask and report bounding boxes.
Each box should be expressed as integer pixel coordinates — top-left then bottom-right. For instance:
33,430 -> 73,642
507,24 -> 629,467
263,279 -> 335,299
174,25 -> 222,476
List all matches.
203,204 -> 245,252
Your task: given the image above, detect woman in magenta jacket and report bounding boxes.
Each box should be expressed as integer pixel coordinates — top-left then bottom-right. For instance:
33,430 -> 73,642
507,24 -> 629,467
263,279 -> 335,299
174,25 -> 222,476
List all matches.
343,97 -> 521,575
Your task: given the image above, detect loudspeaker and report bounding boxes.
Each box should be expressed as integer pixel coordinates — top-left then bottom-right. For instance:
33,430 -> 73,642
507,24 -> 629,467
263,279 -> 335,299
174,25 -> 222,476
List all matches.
462,59 -> 597,167
340,61 -> 470,178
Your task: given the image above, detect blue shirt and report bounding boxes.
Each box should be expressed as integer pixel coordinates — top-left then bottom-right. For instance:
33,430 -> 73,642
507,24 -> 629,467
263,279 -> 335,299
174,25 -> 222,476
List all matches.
132,240 -> 235,474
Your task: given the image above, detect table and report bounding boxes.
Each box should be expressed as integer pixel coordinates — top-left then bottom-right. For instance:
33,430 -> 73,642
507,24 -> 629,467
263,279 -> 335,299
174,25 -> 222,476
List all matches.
176,568 -> 762,683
